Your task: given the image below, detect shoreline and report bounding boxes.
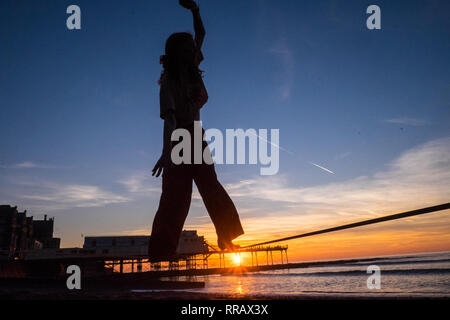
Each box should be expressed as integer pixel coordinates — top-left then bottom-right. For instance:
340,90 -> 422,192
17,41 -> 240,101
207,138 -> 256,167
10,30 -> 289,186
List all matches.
1,288 -> 449,300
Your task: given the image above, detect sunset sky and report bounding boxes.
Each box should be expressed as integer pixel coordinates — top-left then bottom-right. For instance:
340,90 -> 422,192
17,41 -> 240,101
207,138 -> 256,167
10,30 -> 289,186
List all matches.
1,0 -> 449,262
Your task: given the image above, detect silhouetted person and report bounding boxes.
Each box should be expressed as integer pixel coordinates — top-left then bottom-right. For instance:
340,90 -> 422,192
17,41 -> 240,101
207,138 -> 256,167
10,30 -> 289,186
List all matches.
148,0 -> 244,262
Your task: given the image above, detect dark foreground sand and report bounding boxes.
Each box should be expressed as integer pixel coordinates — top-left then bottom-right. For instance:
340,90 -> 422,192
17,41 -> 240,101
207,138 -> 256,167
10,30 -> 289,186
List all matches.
1,287 -> 446,300
1,274 -> 447,300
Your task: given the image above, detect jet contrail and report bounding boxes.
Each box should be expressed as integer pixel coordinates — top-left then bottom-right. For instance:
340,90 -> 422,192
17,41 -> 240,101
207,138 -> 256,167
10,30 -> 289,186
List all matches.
310,162 -> 335,174
249,131 -> 336,174
250,131 -> 294,155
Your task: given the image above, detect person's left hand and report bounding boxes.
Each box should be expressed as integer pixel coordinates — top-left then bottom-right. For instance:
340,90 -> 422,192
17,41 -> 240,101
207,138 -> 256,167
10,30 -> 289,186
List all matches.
152,153 -> 170,177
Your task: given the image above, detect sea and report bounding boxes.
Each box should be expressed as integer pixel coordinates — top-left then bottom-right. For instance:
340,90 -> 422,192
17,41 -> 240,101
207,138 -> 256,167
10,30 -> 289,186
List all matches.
162,251 -> 450,298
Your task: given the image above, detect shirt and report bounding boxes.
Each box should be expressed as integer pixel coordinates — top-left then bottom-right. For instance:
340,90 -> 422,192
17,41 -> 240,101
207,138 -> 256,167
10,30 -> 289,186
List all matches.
159,49 -> 208,127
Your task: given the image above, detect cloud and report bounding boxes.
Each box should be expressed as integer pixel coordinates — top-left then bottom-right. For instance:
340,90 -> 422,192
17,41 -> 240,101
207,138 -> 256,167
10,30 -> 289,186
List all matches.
118,170 -> 206,200
17,181 -> 130,211
190,137 -> 450,244
14,161 -> 42,168
269,40 -> 295,100
257,2 -> 295,101
0,161 -> 59,169
118,172 -> 160,194
384,117 -> 429,126
231,137 -> 449,206
334,151 -> 351,161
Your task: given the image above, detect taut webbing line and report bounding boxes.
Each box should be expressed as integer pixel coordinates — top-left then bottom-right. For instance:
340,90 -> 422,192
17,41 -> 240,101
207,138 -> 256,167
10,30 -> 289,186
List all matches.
242,203 -> 450,248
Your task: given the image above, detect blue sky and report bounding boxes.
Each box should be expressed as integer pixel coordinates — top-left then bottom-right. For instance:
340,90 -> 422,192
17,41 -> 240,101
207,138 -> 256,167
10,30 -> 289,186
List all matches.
1,0 -> 449,255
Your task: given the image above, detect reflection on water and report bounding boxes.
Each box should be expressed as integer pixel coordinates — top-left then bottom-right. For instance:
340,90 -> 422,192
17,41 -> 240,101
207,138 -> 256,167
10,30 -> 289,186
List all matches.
166,252 -> 450,297
235,280 -> 244,295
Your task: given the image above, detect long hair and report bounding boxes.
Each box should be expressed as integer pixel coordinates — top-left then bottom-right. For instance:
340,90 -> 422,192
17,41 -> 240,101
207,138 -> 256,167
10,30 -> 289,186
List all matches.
159,32 -> 203,86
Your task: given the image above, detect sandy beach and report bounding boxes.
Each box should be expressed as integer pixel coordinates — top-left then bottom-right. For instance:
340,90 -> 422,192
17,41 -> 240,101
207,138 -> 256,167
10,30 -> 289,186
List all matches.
1,286 -> 447,300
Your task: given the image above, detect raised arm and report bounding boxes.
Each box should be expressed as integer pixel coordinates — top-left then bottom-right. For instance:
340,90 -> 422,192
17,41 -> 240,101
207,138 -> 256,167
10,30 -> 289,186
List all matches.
179,0 -> 205,49
192,5 -> 205,49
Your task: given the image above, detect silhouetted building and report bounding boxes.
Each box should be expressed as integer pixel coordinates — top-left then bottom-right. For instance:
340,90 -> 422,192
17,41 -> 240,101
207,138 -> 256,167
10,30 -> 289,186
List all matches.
0,205 -> 32,259
176,230 -> 208,255
32,215 -> 60,249
0,205 -> 60,260
83,230 -> 208,256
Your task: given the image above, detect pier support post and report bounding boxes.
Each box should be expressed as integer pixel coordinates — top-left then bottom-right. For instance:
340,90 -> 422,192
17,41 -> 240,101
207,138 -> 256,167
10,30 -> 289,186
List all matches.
137,259 -> 142,272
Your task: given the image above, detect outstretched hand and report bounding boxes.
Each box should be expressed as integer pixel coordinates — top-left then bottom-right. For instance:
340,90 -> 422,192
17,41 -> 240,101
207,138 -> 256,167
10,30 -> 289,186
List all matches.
152,153 -> 171,178
179,0 -> 198,11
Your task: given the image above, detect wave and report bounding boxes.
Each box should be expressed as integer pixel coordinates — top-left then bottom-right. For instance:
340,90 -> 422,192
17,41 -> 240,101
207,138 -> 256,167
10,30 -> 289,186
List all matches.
345,258 -> 450,267
223,268 -> 450,277
297,268 -> 450,277
294,290 -> 450,295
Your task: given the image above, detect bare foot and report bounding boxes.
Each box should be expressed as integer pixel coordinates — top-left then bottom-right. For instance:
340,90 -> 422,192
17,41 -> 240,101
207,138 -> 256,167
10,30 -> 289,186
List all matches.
218,238 -> 240,251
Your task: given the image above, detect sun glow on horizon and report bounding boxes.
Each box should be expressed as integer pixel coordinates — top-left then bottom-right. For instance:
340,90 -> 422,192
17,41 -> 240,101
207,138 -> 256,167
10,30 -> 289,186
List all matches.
233,253 -> 241,265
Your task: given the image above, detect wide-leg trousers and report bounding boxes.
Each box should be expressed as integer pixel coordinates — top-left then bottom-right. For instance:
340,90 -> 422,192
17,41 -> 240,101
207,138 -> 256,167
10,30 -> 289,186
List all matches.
148,127 -> 244,259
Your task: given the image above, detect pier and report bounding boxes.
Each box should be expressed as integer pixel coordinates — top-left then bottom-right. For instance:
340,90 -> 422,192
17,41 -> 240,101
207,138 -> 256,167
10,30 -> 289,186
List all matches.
0,244 -> 289,279
103,244 -> 289,273
1,203 -> 449,281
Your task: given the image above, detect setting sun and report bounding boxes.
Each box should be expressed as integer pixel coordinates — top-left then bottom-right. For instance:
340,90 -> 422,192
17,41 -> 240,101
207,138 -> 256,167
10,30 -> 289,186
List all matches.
233,253 -> 241,265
